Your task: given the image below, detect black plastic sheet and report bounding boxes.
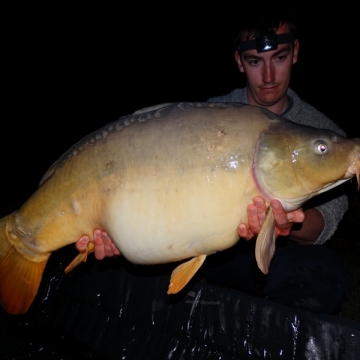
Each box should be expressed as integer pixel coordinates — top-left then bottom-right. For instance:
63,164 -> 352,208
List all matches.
49,257 -> 360,359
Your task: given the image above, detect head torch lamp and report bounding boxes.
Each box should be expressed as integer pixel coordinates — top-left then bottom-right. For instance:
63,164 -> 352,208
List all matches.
237,30 -> 296,53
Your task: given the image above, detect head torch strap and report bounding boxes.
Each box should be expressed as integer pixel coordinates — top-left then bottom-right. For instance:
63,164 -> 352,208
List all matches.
237,32 -> 296,53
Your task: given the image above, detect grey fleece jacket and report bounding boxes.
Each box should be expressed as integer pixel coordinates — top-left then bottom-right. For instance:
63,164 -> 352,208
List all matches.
207,87 -> 348,245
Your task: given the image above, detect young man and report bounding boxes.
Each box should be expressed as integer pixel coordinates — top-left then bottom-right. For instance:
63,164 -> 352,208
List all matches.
74,7 -> 349,314
194,8 -> 349,314
207,10 -> 348,246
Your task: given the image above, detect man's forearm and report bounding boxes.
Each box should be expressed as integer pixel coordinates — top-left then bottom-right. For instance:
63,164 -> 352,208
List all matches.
289,208 -> 325,244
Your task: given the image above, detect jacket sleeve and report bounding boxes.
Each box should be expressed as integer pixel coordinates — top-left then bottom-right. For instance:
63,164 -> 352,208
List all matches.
311,189 -> 349,245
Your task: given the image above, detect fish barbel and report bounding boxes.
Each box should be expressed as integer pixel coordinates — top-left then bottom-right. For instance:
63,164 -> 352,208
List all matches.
0,102 -> 359,315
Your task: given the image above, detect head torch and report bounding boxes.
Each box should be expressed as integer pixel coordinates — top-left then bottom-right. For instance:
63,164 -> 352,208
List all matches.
237,30 -> 296,53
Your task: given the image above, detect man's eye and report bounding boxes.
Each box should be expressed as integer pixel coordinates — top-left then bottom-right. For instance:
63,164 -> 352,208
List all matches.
276,55 -> 286,61
249,59 -> 259,66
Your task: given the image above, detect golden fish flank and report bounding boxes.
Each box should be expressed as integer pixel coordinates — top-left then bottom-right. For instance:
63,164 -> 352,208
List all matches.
0,102 -> 359,315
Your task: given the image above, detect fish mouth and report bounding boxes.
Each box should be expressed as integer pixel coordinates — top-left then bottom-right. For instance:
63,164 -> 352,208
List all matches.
347,155 -> 360,190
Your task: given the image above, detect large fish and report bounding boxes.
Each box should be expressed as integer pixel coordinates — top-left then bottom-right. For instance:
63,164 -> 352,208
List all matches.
0,102 -> 359,315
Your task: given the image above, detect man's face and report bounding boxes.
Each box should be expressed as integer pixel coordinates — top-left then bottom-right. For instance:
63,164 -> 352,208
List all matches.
235,24 -> 299,113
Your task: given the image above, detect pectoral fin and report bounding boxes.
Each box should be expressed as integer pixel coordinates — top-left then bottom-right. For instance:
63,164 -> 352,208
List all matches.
255,209 -> 276,274
64,241 -> 95,274
167,254 -> 207,294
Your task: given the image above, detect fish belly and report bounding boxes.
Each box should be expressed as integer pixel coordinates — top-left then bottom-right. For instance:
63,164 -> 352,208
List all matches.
105,169 -> 257,264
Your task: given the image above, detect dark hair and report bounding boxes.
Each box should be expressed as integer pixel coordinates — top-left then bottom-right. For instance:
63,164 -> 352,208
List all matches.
234,4 -> 300,44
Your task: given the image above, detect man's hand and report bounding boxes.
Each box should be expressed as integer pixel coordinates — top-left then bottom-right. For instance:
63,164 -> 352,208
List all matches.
238,196 -> 305,240
75,229 -> 121,259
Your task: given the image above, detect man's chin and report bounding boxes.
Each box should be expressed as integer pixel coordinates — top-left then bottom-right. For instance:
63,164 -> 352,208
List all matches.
258,98 -> 280,107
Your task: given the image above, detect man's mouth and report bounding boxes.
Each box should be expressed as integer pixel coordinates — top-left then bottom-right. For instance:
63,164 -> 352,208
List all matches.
260,85 -> 277,90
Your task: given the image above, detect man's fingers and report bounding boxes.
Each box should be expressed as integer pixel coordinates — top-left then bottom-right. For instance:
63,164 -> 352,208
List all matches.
75,236 -> 90,252
238,224 -> 254,240
247,205 -> 260,231
110,243 -> 121,256
238,196 -> 268,240
101,231 -> 121,256
93,230 -> 121,259
270,200 -> 294,236
75,230 -> 121,260
239,199 -> 306,241
287,208 -> 305,223
93,230 -> 105,259
270,200 -> 288,223
253,196 -> 267,224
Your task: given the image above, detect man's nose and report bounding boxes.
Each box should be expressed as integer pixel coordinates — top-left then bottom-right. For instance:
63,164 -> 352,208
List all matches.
262,63 -> 275,83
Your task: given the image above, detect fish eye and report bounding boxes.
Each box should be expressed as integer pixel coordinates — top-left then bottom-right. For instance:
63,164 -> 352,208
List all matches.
315,141 -> 328,154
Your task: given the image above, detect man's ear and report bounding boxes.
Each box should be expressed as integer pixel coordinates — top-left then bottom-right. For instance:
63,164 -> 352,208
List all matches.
292,39 -> 300,65
234,50 -> 245,73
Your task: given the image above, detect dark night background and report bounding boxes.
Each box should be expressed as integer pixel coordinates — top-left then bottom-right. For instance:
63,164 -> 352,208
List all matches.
2,3 -> 359,211
1,3 -> 360,359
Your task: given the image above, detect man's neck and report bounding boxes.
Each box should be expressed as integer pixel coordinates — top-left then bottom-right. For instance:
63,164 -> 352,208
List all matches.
246,90 -> 290,115
263,99 -> 289,115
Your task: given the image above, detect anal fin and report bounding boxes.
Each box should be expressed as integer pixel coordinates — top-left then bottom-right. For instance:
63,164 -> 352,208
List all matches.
167,254 -> 207,294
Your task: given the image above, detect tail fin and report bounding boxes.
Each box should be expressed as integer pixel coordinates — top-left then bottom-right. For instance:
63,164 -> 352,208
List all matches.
0,215 -> 48,315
